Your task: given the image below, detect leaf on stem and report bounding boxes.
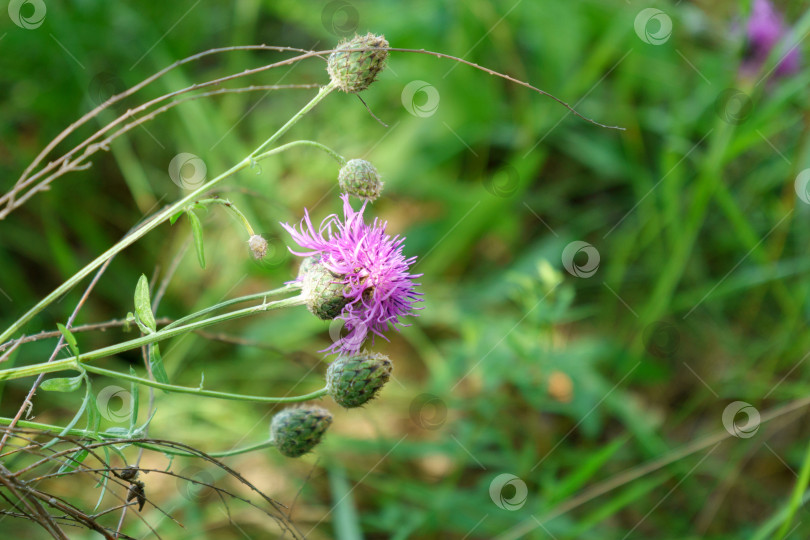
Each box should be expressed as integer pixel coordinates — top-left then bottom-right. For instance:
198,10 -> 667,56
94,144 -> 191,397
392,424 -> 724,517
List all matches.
134,275 -> 157,333
187,210 -> 206,269
57,448 -> 89,474
41,374 -> 85,392
57,323 -> 79,356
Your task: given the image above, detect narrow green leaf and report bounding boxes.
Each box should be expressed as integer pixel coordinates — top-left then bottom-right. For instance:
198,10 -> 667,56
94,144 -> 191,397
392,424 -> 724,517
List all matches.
57,323 -> 79,356
134,275 -> 156,333
129,366 -> 140,430
94,447 -> 111,510
169,210 -> 184,225
86,390 -> 100,435
187,210 -> 206,269
41,374 -> 84,393
329,465 -> 364,540
149,344 -> 170,390
58,448 -> 89,474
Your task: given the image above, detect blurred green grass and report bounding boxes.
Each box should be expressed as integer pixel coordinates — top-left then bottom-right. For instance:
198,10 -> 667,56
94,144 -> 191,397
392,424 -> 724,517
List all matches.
1,0 -> 810,538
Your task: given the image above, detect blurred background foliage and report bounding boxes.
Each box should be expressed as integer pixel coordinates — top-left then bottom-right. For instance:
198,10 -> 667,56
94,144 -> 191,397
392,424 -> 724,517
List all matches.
1,0 -> 810,538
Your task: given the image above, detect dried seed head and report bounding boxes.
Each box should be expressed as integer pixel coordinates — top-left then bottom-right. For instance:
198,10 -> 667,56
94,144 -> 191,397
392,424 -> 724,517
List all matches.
327,351 -> 392,408
270,406 -> 333,458
338,159 -> 383,201
327,33 -> 389,93
248,235 -> 268,259
300,255 -> 350,320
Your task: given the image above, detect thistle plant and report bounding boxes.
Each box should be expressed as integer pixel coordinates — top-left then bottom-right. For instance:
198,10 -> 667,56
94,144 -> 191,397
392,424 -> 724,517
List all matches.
0,29 -> 622,537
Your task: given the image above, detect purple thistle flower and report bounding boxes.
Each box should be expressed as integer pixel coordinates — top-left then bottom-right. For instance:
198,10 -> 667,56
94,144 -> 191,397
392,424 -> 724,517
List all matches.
742,0 -> 800,78
281,194 -> 422,354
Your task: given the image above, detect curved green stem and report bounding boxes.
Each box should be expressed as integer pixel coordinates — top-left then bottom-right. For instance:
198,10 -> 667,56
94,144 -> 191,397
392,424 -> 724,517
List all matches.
163,284 -> 298,331
0,81 -> 336,345
253,139 -> 346,165
81,363 -> 328,403
0,294 -> 307,382
0,417 -> 276,458
195,198 -> 257,236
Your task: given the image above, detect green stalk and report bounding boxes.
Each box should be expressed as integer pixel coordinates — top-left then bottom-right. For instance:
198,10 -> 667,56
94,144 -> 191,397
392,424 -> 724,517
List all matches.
196,198 -> 257,236
253,139 -> 347,165
81,363 -> 328,403
773,440 -> 810,540
0,81 -> 336,345
0,417 -> 275,458
163,284 -> 298,331
0,295 -> 306,382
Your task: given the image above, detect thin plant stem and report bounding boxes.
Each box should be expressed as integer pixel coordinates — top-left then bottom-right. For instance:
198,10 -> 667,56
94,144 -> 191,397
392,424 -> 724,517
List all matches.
0,295 -> 307,382
0,418 -> 277,458
163,284 -> 299,331
83,363 -> 329,403
195,198 -> 257,236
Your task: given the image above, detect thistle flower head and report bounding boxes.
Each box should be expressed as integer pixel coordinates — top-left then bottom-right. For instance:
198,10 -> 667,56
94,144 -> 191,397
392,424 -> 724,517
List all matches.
327,351 -> 393,408
248,234 -> 268,260
282,194 -> 422,355
327,33 -> 389,93
339,159 -> 383,201
743,0 -> 800,78
300,254 -> 351,320
270,406 -> 332,458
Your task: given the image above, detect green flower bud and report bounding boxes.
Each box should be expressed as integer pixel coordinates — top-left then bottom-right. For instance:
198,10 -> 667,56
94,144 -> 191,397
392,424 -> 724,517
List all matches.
300,255 -> 350,320
248,234 -> 268,259
338,159 -> 383,202
327,33 -> 389,93
327,352 -> 392,408
270,406 -> 333,458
